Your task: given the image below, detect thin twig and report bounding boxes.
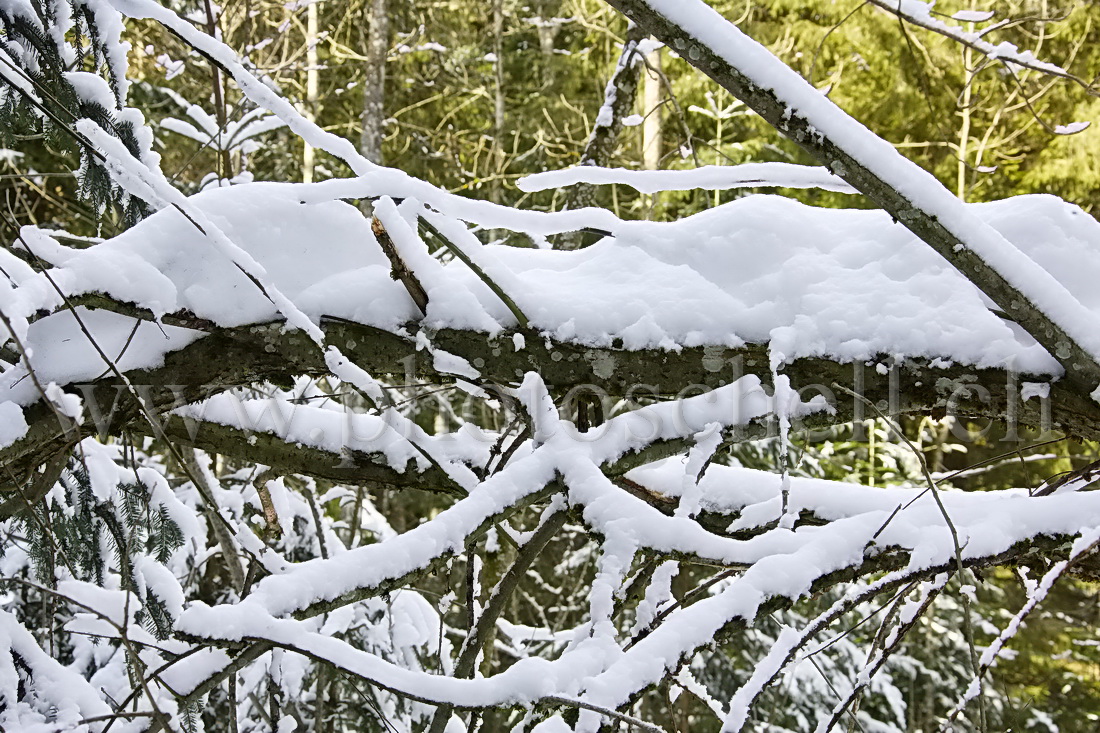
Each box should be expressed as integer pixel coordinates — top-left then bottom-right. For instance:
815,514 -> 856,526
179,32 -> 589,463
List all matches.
833,383 -> 987,730
540,695 -> 666,732
867,0 -> 1097,93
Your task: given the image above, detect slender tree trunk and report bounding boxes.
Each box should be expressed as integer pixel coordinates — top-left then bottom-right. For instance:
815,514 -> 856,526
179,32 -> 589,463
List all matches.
491,0 -> 505,205
957,27 -> 974,199
313,664 -> 329,733
203,0 -> 232,180
563,27 -> 645,212
360,0 -> 388,166
557,25 -> 646,249
641,45 -> 662,216
303,0 -> 320,183
641,47 -> 662,171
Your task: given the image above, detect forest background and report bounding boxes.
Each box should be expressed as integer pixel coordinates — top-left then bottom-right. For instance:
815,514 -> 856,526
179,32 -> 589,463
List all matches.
5,0 -> 1100,730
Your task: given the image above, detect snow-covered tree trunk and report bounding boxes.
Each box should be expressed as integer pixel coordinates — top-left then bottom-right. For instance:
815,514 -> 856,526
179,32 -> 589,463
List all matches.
558,24 -> 647,249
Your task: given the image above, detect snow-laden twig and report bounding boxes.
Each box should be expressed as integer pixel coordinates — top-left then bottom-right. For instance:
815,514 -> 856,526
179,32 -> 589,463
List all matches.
868,0 -> 1097,96
835,382 -> 987,723
718,571 -> 928,730
420,210 -> 530,329
815,573 -> 949,732
943,526 -> 1100,727
519,162 -> 859,195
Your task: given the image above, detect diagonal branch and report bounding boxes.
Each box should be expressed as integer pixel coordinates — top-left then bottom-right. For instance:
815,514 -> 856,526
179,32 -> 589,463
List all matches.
372,216 -> 429,316
142,414 -> 465,496
603,0 -> 1100,396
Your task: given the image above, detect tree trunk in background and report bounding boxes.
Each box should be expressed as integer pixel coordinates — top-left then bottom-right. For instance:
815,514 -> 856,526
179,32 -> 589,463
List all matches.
957,35 -> 974,199
491,0 -> 505,205
360,0 -> 388,166
641,45 -> 662,216
561,27 -> 645,212
202,0 -> 232,180
303,0 -> 320,183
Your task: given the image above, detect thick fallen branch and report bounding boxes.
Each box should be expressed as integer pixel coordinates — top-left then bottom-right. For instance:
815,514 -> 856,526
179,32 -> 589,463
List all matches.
5,307 -> 1100,497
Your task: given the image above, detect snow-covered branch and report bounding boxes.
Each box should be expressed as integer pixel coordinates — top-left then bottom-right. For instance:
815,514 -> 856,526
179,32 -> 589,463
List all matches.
868,0 -> 1097,94
2,1 -> 1099,730
605,0 -> 1100,399
519,162 -> 859,195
